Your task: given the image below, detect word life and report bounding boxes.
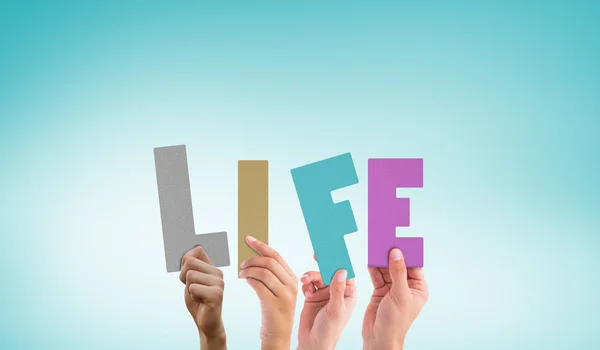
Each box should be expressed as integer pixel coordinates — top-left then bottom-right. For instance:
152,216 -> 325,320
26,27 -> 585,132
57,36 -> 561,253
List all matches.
154,145 -> 423,285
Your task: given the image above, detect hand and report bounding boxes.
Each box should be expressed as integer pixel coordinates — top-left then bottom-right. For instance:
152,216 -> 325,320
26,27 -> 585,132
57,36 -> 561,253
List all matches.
239,236 -> 298,350
298,257 -> 356,350
180,246 -> 227,350
362,249 -> 429,350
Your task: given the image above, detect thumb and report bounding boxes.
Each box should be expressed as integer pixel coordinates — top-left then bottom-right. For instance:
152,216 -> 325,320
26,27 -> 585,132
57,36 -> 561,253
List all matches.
327,269 -> 348,316
245,277 -> 270,300
389,248 -> 410,301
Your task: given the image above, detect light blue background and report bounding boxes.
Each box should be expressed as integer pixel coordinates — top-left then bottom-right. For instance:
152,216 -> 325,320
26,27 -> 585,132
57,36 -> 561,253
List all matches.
1,1 -> 599,349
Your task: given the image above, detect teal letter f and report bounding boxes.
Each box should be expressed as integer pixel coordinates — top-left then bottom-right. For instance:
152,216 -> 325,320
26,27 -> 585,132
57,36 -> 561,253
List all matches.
291,153 -> 359,285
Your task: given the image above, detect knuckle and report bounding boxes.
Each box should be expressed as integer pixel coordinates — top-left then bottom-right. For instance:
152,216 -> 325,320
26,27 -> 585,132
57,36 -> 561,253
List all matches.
180,257 -> 189,269
259,269 -> 270,280
182,249 -> 193,259
283,288 -> 296,302
214,287 -> 224,300
251,257 -> 265,267
346,284 -> 356,295
272,251 -> 283,262
266,257 -> 278,269
183,257 -> 196,269
284,294 -> 295,304
290,277 -> 299,288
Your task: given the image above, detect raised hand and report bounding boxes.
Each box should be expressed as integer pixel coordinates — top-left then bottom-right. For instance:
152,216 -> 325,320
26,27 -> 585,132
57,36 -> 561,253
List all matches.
297,256 -> 356,350
239,236 -> 298,350
362,249 -> 429,350
180,246 -> 227,350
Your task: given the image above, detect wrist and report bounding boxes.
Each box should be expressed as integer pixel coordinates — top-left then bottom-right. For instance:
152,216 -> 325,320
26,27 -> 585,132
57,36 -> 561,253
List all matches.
261,325 -> 292,350
298,344 -> 334,350
262,339 -> 291,350
199,327 -> 226,349
363,338 -> 404,350
262,333 -> 291,350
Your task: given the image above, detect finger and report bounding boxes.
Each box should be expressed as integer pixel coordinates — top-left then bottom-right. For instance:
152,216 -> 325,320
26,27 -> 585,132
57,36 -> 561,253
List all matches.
408,267 -> 425,280
182,245 -> 213,266
305,283 -> 329,300
246,277 -> 271,298
368,267 -> 386,289
300,271 -> 327,300
245,236 -> 295,277
327,269 -> 348,316
301,282 -> 317,299
241,256 -> 295,286
389,249 -> 410,299
304,282 -> 355,301
180,245 -> 214,283
408,278 -> 429,296
302,270 -> 355,301
188,284 -> 223,306
313,253 -> 316,261
407,268 -> 429,295
239,267 -> 284,296
299,271 -> 326,289
180,257 -> 223,284
186,270 -> 225,289
344,277 -> 357,298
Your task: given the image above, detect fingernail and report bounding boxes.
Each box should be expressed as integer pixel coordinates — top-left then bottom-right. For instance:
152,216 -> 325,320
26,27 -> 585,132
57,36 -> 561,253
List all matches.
238,270 -> 245,278
240,261 -> 247,269
301,273 -> 309,281
391,248 -> 403,261
304,290 -> 311,298
246,236 -> 256,243
336,269 -> 347,282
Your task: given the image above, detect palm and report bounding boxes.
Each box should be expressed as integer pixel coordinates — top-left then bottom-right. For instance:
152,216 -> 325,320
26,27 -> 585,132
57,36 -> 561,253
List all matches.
362,267 -> 427,338
299,282 -> 355,342
299,299 -> 327,337
185,288 -> 221,335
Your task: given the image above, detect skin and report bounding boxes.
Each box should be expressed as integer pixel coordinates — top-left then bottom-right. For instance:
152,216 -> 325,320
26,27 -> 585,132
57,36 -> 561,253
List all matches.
239,236 -> 298,350
179,246 -> 227,350
298,267 -> 357,350
362,248 -> 429,350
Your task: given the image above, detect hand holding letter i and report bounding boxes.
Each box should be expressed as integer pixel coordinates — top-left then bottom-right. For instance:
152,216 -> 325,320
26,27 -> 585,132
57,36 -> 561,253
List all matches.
240,236 -> 299,350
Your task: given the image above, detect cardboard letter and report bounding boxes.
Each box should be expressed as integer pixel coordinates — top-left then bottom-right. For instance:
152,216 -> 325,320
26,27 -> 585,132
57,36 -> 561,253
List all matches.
368,158 -> 423,268
154,145 -> 230,272
291,153 -> 358,285
238,160 -> 269,274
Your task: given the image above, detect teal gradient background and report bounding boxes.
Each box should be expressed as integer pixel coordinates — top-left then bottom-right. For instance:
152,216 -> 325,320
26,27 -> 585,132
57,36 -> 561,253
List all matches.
1,1 -> 599,349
